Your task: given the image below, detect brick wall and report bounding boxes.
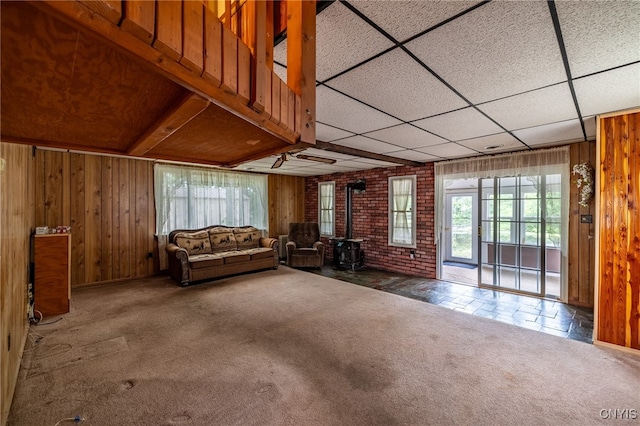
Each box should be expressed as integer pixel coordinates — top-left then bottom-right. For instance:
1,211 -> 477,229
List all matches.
305,164 -> 436,278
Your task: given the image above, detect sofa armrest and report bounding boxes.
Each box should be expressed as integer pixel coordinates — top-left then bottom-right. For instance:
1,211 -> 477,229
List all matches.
259,237 -> 279,269
166,243 -> 190,286
313,241 -> 326,256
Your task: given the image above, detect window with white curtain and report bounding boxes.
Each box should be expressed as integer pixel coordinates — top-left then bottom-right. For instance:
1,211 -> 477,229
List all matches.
154,163 -> 268,235
389,175 -> 416,247
318,181 -> 335,237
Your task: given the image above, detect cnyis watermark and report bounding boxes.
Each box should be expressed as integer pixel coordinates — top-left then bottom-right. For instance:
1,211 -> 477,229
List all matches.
599,409 -> 638,420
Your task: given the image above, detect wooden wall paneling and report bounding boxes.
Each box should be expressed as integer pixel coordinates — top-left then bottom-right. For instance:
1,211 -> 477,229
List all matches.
79,0 -> 122,25
612,115 -> 628,346
221,25 -> 238,94
120,0 -> 155,44
203,8 -> 222,87
62,153 -> 71,226
70,153 -> 86,287
267,174 -> 305,237
237,41 -> 251,105
629,115 -> 640,349
252,1 -> 266,111
263,67 -> 272,119
101,156 -> 113,281
34,149 -> 45,227
135,161 -> 150,277
270,73 -> 281,124
148,160 -> 156,276
279,79 -> 288,129
568,142 -> 596,307
287,88 -> 296,132
0,143 -> 33,426
597,110 -> 640,351
45,151 -> 63,227
118,158 -> 132,279
154,0 -> 183,62
181,0 -> 204,75
84,154 -> 102,284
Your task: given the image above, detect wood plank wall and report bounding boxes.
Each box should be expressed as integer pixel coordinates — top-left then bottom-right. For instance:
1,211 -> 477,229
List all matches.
268,174 -> 305,237
0,142 -> 34,426
74,0 -> 299,137
34,149 -> 157,287
597,110 -> 640,350
568,142 -> 596,307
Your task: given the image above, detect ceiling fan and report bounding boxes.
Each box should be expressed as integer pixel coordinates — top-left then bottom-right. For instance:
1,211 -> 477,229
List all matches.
271,150 -> 337,169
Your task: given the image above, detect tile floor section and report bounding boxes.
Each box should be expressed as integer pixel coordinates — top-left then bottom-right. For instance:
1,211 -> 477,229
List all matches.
306,264 -> 594,344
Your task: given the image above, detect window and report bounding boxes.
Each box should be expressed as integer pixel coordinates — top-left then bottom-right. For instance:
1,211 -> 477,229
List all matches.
389,175 -> 416,247
154,164 -> 268,235
318,181 -> 335,237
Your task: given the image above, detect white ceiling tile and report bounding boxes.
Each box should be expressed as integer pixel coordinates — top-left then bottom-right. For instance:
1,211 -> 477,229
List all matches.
384,149 -> 440,162
413,108 -> 502,141
406,1 -> 566,103
457,132 -> 526,153
315,122 -> 355,142
349,0 -> 481,42
333,135 -> 402,154
275,2 -> 395,82
513,119 -> 585,147
327,49 -> 468,121
574,63 -> 640,117
316,86 -> 402,134
416,142 -> 479,159
556,1 -> 640,78
363,124 -> 448,149
478,84 -> 578,131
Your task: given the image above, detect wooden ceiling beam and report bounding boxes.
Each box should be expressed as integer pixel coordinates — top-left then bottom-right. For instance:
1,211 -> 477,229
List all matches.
314,140 -> 424,167
127,93 -> 209,156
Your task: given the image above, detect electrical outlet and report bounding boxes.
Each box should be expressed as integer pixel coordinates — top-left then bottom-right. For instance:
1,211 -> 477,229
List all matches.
410,250 -> 416,260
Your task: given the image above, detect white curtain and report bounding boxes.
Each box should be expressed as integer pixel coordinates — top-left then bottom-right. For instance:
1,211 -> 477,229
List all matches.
319,182 -> 334,236
434,146 -> 570,256
154,163 -> 268,235
391,177 -> 413,245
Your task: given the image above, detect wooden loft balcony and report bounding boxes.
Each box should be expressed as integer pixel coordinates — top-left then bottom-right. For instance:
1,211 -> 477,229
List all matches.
0,0 -> 316,167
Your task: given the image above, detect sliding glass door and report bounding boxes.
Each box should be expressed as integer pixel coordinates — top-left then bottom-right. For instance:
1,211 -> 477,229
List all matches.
479,175 -> 562,298
445,193 -> 478,265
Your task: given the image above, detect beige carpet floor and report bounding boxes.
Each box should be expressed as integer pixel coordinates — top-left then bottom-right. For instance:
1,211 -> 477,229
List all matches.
9,267 -> 640,425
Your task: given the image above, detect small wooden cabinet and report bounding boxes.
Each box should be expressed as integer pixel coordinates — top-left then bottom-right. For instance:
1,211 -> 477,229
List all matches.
34,234 -> 71,317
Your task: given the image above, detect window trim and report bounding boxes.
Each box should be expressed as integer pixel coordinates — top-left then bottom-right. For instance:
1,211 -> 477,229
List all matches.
318,181 -> 336,237
388,175 -> 417,248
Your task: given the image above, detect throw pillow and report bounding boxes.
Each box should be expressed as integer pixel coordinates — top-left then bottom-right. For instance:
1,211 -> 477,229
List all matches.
209,229 -> 238,253
174,231 -> 212,256
234,226 -> 261,250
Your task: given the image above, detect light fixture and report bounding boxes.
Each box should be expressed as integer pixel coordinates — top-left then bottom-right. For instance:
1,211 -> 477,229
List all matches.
483,144 -> 504,151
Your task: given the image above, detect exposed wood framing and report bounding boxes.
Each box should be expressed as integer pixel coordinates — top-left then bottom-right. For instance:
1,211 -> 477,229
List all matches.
311,140 -> 424,167
127,93 -> 210,156
286,0 -> 316,144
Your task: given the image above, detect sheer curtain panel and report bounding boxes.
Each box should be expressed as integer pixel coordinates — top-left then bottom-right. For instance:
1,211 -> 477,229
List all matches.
154,164 -> 268,235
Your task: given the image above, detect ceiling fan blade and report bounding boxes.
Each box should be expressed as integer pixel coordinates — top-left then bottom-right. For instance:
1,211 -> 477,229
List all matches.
271,156 -> 285,169
295,154 -> 336,165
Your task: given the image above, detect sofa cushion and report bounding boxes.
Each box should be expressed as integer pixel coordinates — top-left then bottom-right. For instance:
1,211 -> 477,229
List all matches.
209,227 -> 238,253
292,248 -> 319,256
174,231 -> 212,256
244,247 -> 274,260
188,253 -> 224,270
233,226 -> 261,250
219,251 -> 251,264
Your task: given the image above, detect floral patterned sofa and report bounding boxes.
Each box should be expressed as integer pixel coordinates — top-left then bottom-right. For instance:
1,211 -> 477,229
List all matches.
166,225 -> 279,286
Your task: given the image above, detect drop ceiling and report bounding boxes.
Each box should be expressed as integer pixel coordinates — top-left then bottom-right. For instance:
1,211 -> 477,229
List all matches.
241,0 -> 640,176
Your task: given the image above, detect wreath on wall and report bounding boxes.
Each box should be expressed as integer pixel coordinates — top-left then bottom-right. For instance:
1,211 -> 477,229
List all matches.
572,162 -> 594,208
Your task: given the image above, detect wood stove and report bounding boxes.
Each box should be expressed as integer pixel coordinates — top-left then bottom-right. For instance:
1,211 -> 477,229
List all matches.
332,180 -> 365,270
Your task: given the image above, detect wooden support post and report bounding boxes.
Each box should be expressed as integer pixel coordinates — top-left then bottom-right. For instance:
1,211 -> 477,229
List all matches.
253,0 -> 267,111
286,0 -> 316,143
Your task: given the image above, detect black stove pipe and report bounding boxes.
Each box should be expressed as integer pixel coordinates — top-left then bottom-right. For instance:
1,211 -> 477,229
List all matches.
345,180 -> 365,240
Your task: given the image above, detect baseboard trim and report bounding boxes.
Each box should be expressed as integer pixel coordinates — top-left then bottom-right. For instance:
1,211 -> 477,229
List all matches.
593,340 -> 640,356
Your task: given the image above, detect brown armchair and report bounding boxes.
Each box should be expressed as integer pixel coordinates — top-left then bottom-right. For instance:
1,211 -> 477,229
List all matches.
286,222 -> 325,268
